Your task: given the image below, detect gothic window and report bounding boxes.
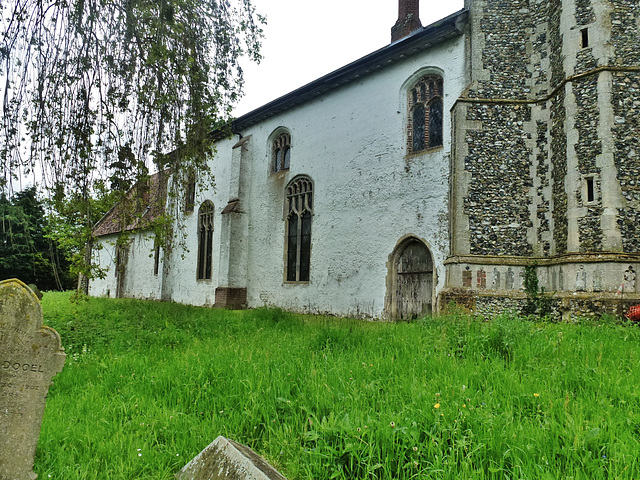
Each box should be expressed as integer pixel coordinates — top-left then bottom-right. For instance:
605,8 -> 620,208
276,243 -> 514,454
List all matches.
408,75 -> 443,154
285,176 -> 313,282
273,132 -> 291,172
197,201 -> 214,280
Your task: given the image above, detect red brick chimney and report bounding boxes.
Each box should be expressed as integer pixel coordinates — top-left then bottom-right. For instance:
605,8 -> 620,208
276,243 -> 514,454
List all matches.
391,0 -> 423,42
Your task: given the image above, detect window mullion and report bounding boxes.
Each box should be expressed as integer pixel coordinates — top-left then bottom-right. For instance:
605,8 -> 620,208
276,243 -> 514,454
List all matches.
296,212 -> 302,281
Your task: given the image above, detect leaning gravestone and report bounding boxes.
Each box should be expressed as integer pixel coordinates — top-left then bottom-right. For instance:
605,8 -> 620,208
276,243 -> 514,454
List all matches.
176,436 -> 287,480
0,279 -> 66,480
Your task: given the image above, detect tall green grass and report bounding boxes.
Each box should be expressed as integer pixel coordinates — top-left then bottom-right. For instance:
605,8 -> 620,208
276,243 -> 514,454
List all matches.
36,293 -> 640,479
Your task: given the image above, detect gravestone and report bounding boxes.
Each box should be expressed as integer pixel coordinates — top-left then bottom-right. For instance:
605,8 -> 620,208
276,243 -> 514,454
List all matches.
0,279 -> 66,480
176,436 -> 287,480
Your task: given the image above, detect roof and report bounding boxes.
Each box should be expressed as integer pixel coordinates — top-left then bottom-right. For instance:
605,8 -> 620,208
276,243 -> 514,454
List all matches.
93,171 -> 168,237
232,8 -> 469,132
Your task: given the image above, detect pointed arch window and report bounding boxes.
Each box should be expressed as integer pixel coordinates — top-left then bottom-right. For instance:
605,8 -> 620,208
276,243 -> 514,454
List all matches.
273,132 -> 291,172
197,201 -> 214,280
285,176 -> 313,282
408,75 -> 443,154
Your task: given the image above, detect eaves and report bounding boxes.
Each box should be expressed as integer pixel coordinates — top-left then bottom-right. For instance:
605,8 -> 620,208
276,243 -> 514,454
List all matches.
232,8 -> 469,133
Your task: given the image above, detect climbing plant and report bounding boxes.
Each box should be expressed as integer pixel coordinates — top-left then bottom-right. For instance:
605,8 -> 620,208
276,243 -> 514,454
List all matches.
523,263 -> 554,319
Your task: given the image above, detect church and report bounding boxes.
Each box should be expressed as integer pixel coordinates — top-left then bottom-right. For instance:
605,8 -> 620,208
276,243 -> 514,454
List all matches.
90,0 -> 640,320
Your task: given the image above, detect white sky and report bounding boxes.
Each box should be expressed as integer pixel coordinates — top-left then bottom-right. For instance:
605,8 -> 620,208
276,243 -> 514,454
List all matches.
234,0 -> 465,116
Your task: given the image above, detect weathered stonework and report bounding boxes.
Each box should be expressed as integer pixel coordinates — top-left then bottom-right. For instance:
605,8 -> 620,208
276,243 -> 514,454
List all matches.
464,104 -> 534,256
446,0 -> 640,318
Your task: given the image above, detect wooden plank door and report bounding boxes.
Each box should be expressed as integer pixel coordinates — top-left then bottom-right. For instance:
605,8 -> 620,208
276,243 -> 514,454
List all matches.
396,241 -> 433,319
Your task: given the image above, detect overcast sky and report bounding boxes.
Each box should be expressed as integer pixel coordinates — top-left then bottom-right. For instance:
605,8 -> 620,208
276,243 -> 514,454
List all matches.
233,0 -> 465,116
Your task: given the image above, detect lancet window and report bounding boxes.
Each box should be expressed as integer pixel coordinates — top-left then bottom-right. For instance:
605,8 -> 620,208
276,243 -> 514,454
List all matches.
285,176 -> 313,282
197,201 -> 214,280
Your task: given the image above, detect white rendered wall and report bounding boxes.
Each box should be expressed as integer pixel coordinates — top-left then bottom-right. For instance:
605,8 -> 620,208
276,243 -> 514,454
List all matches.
238,36 -> 467,317
90,233 -> 164,299
91,34 -> 468,317
90,235 -> 117,297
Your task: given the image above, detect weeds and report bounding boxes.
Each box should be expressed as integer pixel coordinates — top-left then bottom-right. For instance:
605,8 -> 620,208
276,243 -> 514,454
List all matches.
37,293 -> 640,479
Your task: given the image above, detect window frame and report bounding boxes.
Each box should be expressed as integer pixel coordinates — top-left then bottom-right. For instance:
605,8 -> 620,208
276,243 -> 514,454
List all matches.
407,74 -> 444,155
196,200 -> 214,281
284,176 -> 313,283
272,132 -> 292,173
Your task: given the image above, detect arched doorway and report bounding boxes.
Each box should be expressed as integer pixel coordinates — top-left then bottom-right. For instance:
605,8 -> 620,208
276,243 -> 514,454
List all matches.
386,237 -> 434,320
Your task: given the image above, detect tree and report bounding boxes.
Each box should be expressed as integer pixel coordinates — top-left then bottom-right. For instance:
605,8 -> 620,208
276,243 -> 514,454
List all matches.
0,186 -> 74,290
0,0 -> 264,292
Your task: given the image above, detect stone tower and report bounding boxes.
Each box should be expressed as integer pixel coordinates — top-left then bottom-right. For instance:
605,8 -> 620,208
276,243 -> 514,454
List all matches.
443,0 -> 640,318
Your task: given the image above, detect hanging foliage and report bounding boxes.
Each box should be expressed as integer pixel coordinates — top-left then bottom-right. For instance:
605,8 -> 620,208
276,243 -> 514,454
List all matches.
0,0 -> 264,290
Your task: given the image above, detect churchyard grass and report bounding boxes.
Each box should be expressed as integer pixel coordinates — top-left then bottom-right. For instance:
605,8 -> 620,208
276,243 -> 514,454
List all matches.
36,292 -> 640,479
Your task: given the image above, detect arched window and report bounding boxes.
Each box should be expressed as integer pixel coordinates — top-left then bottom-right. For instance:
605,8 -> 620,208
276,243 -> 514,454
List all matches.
273,132 -> 291,172
285,176 -> 313,282
197,201 -> 214,280
408,75 -> 443,154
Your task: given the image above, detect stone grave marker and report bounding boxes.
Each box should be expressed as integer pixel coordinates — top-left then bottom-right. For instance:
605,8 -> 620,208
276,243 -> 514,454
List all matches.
0,279 -> 66,480
176,436 -> 287,480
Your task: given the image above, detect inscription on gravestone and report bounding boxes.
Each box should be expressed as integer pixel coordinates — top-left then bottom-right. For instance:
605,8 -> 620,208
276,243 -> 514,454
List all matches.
0,279 -> 66,480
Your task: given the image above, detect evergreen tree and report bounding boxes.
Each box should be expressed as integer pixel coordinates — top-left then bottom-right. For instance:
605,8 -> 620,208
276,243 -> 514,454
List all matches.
0,187 -> 74,290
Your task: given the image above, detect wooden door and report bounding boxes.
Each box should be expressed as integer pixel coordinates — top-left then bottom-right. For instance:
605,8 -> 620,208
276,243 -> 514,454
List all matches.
396,241 -> 433,319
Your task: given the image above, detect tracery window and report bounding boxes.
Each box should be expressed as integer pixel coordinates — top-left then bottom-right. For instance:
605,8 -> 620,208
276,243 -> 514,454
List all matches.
197,201 -> 214,280
285,176 -> 313,282
273,132 -> 291,172
408,75 -> 443,153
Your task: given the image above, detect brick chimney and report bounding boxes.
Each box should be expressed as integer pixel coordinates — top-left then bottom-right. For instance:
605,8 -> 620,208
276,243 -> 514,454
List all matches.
391,0 -> 423,43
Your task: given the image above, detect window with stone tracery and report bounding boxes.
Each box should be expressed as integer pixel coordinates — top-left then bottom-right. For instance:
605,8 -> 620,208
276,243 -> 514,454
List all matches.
197,201 -> 214,280
273,132 -> 291,172
285,176 -> 313,282
408,75 -> 443,153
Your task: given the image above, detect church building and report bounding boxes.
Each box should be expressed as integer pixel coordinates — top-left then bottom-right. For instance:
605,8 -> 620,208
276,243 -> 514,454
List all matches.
91,0 -> 640,320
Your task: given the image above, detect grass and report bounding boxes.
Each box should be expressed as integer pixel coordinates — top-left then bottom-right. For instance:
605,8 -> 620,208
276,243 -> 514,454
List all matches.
35,292 -> 640,479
